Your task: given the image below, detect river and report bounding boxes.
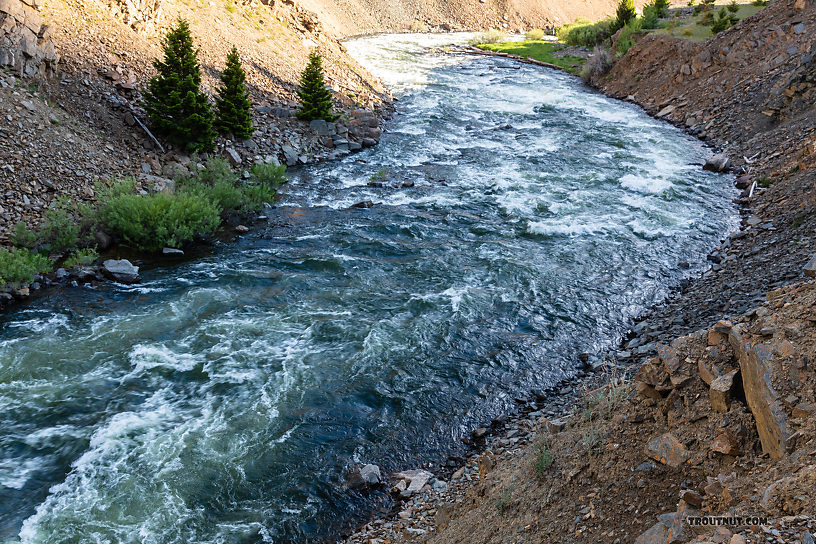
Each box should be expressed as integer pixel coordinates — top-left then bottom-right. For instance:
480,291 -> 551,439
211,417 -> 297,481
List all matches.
0,34 -> 737,543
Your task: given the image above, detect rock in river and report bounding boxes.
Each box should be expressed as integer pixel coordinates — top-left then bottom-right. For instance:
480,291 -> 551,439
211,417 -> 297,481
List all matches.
102,259 -> 140,284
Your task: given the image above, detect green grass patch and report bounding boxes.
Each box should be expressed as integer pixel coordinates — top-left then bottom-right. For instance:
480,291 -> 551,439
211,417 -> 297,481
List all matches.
654,2 -> 764,41
532,441 -> 555,478
757,176 -> 773,188
478,41 -> 586,74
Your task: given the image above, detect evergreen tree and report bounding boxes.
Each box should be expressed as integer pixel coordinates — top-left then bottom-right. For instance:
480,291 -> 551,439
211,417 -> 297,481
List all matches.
144,19 -> 215,152
614,0 -> 637,31
296,51 -> 339,122
214,46 -> 254,139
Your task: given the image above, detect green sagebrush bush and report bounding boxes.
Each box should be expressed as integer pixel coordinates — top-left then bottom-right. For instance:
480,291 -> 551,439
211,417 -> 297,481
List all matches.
63,247 -> 99,269
97,178 -> 221,252
9,222 -> 38,249
178,158 -> 280,213
617,19 -> 643,55
250,163 -> 287,186
0,248 -> 52,287
525,28 -> 546,40
557,18 -> 616,47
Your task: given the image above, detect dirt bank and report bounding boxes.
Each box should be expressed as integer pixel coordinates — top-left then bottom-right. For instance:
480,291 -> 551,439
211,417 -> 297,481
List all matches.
345,1 -> 816,543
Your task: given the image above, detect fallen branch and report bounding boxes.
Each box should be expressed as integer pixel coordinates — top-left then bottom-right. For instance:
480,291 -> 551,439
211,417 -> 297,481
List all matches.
131,111 -> 165,153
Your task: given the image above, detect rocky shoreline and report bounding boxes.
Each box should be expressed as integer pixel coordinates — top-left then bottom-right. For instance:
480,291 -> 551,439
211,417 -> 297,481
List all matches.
342,1 -> 816,542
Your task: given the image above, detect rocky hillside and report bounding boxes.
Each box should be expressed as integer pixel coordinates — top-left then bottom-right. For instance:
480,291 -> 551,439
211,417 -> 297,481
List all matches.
297,0 -> 633,37
0,0 -> 391,239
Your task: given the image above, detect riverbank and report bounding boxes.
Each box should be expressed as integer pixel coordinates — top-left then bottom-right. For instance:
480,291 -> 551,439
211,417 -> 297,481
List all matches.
343,1 -> 816,542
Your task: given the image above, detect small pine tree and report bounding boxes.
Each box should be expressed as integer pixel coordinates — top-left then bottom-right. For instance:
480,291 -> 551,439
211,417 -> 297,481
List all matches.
615,0 -> 637,30
214,46 -> 254,140
296,51 -> 339,123
654,0 -> 670,17
144,19 -> 215,152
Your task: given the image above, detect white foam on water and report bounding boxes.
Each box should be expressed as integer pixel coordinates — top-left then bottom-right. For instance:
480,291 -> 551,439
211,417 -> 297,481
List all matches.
0,458 -> 42,490
527,219 -> 609,237
126,344 -> 201,377
620,173 -> 673,195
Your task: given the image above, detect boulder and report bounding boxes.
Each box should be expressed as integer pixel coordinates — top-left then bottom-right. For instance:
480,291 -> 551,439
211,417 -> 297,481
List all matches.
392,469 -> 433,495
102,259 -> 139,284
804,254 -> 816,278
71,266 -> 97,281
710,429 -> 741,456
281,145 -> 298,166
729,325 -> 787,459
162,247 -> 184,256
710,368 -> 739,413
635,511 -> 687,544
477,452 -> 495,479
346,463 -> 382,489
224,147 -> 242,167
704,154 -> 730,172
309,119 -> 336,136
645,433 -> 690,468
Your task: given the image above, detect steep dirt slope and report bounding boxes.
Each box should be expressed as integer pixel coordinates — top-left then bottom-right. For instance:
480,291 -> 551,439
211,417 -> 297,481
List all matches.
298,0 -> 633,37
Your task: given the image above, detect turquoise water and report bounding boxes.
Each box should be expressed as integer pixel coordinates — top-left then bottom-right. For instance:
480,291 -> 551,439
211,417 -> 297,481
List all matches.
0,34 -> 736,543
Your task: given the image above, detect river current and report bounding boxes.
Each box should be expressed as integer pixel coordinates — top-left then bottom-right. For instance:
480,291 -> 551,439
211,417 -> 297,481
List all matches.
0,34 -> 737,543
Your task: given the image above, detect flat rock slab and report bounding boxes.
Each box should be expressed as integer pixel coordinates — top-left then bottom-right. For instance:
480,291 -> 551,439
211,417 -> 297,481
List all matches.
729,325 -> 788,459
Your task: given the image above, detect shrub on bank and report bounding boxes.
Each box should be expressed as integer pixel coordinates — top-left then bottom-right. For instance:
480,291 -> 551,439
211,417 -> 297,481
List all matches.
63,247 -> 99,269
469,29 -> 508,45
178,158 -> 281,213
250,163 -> 287,186
97,179 -> 221,252
616,18 -> 643,55
37,199 -> 81,254
525,28 -> 546,40
580,46 -> 614,82
557,18 -> 616,47
0,248 -> 52,287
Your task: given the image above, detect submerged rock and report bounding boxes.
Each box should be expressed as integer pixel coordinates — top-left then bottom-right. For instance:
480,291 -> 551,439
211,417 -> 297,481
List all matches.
102,259 -> 140,284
